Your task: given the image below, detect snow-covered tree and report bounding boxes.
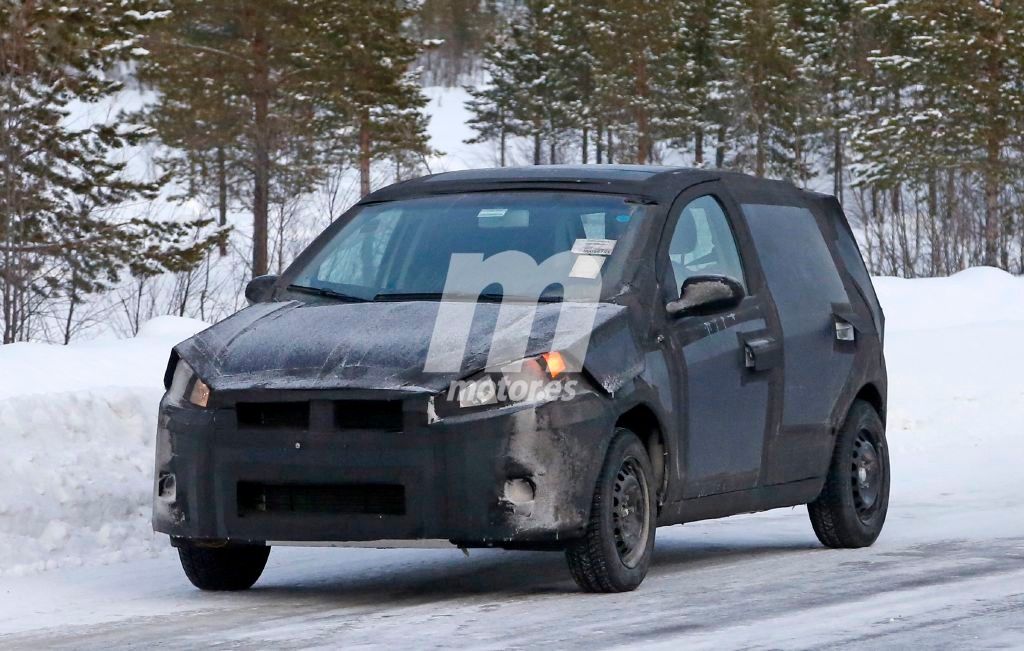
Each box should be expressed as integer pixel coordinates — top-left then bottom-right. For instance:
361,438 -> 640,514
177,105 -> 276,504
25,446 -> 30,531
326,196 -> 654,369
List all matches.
140,0 -> 432,277
464,33 -> 521,166
0,0 -> 219,343
848,0 -> 1024,274
309,0 -> 433,196
414,0 -> 508,86
712,0 -> 820,181
464,0 -> 575,165
655,0 -> 730,167
586,0 -> 681,164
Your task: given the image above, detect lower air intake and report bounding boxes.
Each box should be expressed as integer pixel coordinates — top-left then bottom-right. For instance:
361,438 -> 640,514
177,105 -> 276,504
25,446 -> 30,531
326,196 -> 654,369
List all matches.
237,482 -> 406,516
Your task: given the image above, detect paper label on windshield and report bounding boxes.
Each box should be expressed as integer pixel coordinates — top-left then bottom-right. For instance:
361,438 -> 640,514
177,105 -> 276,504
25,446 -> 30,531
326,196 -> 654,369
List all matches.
477,208 -> 508,219
570,254 -> 606,279
571,238 -> 616,256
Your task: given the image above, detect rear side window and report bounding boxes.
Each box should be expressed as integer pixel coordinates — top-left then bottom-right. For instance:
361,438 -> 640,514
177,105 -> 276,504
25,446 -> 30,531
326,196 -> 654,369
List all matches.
833,215 -> 884,334
666,195 -> 746,297
741,203 -> 849,309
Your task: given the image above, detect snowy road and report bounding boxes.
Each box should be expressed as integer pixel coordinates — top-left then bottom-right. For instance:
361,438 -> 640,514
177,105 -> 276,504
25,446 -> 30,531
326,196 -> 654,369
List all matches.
2,495 -> 1023,650
2,270 -> 1022,648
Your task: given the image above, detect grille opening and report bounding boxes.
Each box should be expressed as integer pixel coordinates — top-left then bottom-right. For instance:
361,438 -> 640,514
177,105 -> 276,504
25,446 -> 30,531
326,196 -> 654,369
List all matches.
237,482 -> 406,516
334,400 -> 403,431
236,402 -> 310,429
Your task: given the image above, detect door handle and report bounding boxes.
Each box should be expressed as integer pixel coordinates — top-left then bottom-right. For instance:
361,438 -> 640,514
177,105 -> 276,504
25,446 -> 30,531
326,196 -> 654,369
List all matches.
834,317 -> 856,342
832,302 -> 872,342
743,336 -> 780,372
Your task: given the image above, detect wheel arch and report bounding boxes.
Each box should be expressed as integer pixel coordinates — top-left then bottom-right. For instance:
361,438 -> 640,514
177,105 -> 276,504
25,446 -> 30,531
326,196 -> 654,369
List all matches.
615,404 -> 668,506
854,382 -> 886,424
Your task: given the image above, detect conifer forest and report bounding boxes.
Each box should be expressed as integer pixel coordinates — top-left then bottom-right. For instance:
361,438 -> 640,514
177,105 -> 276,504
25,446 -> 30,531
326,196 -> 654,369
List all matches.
2,0 -> 1023,342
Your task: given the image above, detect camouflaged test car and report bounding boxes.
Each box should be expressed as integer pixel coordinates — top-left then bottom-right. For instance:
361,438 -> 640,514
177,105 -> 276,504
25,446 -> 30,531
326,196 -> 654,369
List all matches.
155,166 -> 889,593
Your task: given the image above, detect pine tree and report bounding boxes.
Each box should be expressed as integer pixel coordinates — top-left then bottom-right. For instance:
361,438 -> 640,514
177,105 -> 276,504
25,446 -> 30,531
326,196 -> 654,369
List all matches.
137,14 -> 247,257
464,0 -> 573,165
139,0 -> 330,277
803,0 -> 859,199
849,0 -> 1024,272
588,0 -> 680,164
0,0 -> 220,343
309,0 -> 432,196
543,0 -> 588,163
464,33 -> 520,166
140,0 -> 432,277
657,0 -> 727,167
414,0 -> 506,86
715,0 -> 818,180
933,0 -> 1024,268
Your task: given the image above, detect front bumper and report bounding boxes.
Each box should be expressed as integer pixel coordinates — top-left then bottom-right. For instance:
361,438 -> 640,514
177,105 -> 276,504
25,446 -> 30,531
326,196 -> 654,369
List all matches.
153,390 -> 614,547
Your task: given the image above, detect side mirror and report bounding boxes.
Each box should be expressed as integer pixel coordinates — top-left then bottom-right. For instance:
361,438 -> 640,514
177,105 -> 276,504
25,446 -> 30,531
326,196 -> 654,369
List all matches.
666,275 -> 745,317
245,274 -> 279,305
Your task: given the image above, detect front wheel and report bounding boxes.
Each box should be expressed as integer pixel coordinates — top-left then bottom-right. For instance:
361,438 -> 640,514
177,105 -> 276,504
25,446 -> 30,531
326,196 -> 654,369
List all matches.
177,541 -> 270,591
808,400 -> 890,548
565,428 -> 657,592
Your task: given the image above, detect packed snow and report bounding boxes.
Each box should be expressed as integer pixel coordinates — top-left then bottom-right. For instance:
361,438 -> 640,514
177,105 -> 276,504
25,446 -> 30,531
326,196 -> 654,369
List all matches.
0,268 -> 1020,579
0,317 -> 208,575
875,267 -> 1024,502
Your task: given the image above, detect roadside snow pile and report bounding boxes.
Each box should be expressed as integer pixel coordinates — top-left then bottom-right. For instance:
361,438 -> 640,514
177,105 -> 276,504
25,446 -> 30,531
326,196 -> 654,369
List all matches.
0,317 -> 208,401
0,268 -> 1021,577
873,266 -> 1024,331
874,267 -> 1024,503
0,317 -> 208,576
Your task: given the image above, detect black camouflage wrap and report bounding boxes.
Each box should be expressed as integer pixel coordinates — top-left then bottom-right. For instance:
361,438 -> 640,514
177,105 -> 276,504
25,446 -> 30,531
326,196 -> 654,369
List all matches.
153,165 -> 886,547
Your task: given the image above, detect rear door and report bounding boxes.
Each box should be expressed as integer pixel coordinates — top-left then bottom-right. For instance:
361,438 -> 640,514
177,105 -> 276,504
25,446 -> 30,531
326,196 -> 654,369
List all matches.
733,191 -> 856,484
658,186 -> 782,499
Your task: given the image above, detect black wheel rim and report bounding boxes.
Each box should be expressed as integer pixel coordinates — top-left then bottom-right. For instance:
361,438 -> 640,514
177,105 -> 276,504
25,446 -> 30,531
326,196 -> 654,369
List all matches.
851,430 -> 884,523
612,457 -> 651,568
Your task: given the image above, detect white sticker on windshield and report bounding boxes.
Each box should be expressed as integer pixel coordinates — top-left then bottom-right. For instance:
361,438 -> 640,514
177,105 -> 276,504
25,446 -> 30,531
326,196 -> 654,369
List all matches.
477,208 -> 508,219
569,254 -> 606,279
571,238 -> 616,256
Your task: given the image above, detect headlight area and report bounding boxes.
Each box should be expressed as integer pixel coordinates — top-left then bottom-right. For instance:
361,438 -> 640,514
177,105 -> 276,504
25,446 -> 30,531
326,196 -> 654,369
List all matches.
166,359 -> 212,408
430,352 -> 585,421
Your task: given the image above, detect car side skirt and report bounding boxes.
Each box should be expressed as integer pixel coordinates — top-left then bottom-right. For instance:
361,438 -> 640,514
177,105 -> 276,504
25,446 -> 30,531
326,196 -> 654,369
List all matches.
657,477 -> 824,526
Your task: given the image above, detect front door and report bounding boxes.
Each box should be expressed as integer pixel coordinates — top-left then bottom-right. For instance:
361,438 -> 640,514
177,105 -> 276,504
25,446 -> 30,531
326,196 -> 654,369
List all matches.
660,192 -> 779,499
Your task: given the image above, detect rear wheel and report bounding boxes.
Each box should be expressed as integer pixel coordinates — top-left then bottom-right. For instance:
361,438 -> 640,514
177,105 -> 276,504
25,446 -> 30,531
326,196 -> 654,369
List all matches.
177,542 -> 270,591
565,428 -> 656,592
808,400 -> 890,548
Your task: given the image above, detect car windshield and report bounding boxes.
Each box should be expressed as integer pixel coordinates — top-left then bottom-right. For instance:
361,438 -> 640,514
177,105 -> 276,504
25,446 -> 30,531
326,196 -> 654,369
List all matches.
289,192 -> 649,302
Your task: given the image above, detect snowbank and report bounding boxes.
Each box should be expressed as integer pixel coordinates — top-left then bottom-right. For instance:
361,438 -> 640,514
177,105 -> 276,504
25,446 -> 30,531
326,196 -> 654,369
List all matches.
873,267 -> 1024,503
873,266 -> 1024,332
0,316 -> 208,401
0,317 -> 208,575
0,269 -> 1021,576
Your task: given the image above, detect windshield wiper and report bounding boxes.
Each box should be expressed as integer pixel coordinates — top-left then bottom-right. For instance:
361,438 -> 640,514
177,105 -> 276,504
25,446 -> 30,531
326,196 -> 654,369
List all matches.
373,291 -> 562,303
287,284 -> 369,302
374,291 -> 500,303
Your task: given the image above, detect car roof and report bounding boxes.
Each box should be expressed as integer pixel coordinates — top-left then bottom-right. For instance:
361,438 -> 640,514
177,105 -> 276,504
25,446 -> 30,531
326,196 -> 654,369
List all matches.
421,164 -> 677,182
362,165 -> 713,205
360,165 -> 827,207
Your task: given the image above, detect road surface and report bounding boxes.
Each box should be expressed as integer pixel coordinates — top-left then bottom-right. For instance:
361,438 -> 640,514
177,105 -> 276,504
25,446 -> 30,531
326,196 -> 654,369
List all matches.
2,495 -> 1022,650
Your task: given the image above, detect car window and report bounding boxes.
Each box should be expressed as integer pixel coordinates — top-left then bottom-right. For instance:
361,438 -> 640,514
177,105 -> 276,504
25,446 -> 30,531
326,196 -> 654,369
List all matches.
314,209 -> 403,287
667,195 -> 746,297
291,192 -> 650,301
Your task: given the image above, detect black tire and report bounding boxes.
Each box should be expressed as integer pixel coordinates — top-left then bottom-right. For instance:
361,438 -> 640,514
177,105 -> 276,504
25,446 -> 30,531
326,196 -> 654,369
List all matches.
177,542 -> 270,591
808,400 -> 890,548
565,428 -> 657,593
